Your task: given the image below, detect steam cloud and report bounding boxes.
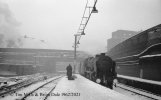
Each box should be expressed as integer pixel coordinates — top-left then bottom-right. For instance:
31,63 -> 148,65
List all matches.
0,1 -> 23,48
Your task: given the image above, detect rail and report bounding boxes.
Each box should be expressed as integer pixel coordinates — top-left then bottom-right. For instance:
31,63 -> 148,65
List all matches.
116,83 -> 161,100
0,74 -> 58,98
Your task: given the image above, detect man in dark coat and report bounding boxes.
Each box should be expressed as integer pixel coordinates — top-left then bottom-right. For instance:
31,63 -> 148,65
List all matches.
66,64 -> 72,80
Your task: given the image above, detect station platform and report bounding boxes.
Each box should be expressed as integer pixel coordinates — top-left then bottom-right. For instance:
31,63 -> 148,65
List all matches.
48,74 -> 134,100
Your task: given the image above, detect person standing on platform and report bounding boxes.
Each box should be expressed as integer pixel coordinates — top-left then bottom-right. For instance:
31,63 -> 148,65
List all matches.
66,64 -> 73,80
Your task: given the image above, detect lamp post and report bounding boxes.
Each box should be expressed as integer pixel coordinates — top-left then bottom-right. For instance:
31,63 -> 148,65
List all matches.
73,0 -> 98,73
73,34 -> 81,73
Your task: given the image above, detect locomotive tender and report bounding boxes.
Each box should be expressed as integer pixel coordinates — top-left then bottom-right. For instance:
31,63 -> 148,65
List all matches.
107,24 -> 161,95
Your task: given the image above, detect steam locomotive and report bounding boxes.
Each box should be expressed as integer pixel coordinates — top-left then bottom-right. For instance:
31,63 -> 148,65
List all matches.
79,53 -> 116,89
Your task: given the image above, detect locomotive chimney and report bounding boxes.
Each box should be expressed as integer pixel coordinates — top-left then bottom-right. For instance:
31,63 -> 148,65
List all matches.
95,54 -> 100,58
101,53 -> 105,56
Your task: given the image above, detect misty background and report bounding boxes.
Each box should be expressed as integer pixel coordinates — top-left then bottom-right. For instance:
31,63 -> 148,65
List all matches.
0,0 -> 161,55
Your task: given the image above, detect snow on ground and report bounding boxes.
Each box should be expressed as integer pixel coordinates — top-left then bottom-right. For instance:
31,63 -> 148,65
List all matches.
1,74 -> 155,100
47,74 -> 134,100
25,79 -> 59,100
113,86 -> 154,100
1,75 -> 61,100
114,83 -> 161,100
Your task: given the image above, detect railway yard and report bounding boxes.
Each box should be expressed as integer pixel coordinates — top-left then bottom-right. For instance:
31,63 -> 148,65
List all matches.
0,0 -> 161,100
0,73 -> 62,99
0,24 -> 161,100
0,74 -> 160,100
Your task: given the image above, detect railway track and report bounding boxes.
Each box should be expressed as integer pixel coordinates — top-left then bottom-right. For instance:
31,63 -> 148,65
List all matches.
0,78 -> 40,98
0,75 -> 63,100
20,76 -> 62,100
115,83 -> 161,100
0,74 -> 59,98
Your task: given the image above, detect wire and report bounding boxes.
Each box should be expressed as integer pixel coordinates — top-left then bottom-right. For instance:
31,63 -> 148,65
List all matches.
76,0 -> 98,44
77,0 -> 89,34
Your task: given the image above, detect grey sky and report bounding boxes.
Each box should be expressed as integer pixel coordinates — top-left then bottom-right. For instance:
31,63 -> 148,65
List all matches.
0,0 -> 161,55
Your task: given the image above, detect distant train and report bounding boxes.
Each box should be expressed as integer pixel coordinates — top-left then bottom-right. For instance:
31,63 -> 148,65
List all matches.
107,24 -> 161,94
79,53 -> 116,89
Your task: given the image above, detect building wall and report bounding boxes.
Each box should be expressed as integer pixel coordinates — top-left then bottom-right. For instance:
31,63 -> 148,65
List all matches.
107,30 -> 138,51
0,48 -> 88,75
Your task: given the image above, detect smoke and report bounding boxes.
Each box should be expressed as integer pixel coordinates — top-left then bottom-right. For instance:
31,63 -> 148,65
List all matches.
0,34 -> 4,46
0,1 -> 23,48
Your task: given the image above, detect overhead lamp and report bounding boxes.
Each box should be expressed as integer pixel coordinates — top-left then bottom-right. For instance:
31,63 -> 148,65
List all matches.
92,6 -> 98,13
81,31 -> 85,35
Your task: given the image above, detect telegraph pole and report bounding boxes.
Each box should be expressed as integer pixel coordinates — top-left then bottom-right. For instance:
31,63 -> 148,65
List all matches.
73,34 -> 81,73
74,35 -> 77,73
73,0 -> 98,73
